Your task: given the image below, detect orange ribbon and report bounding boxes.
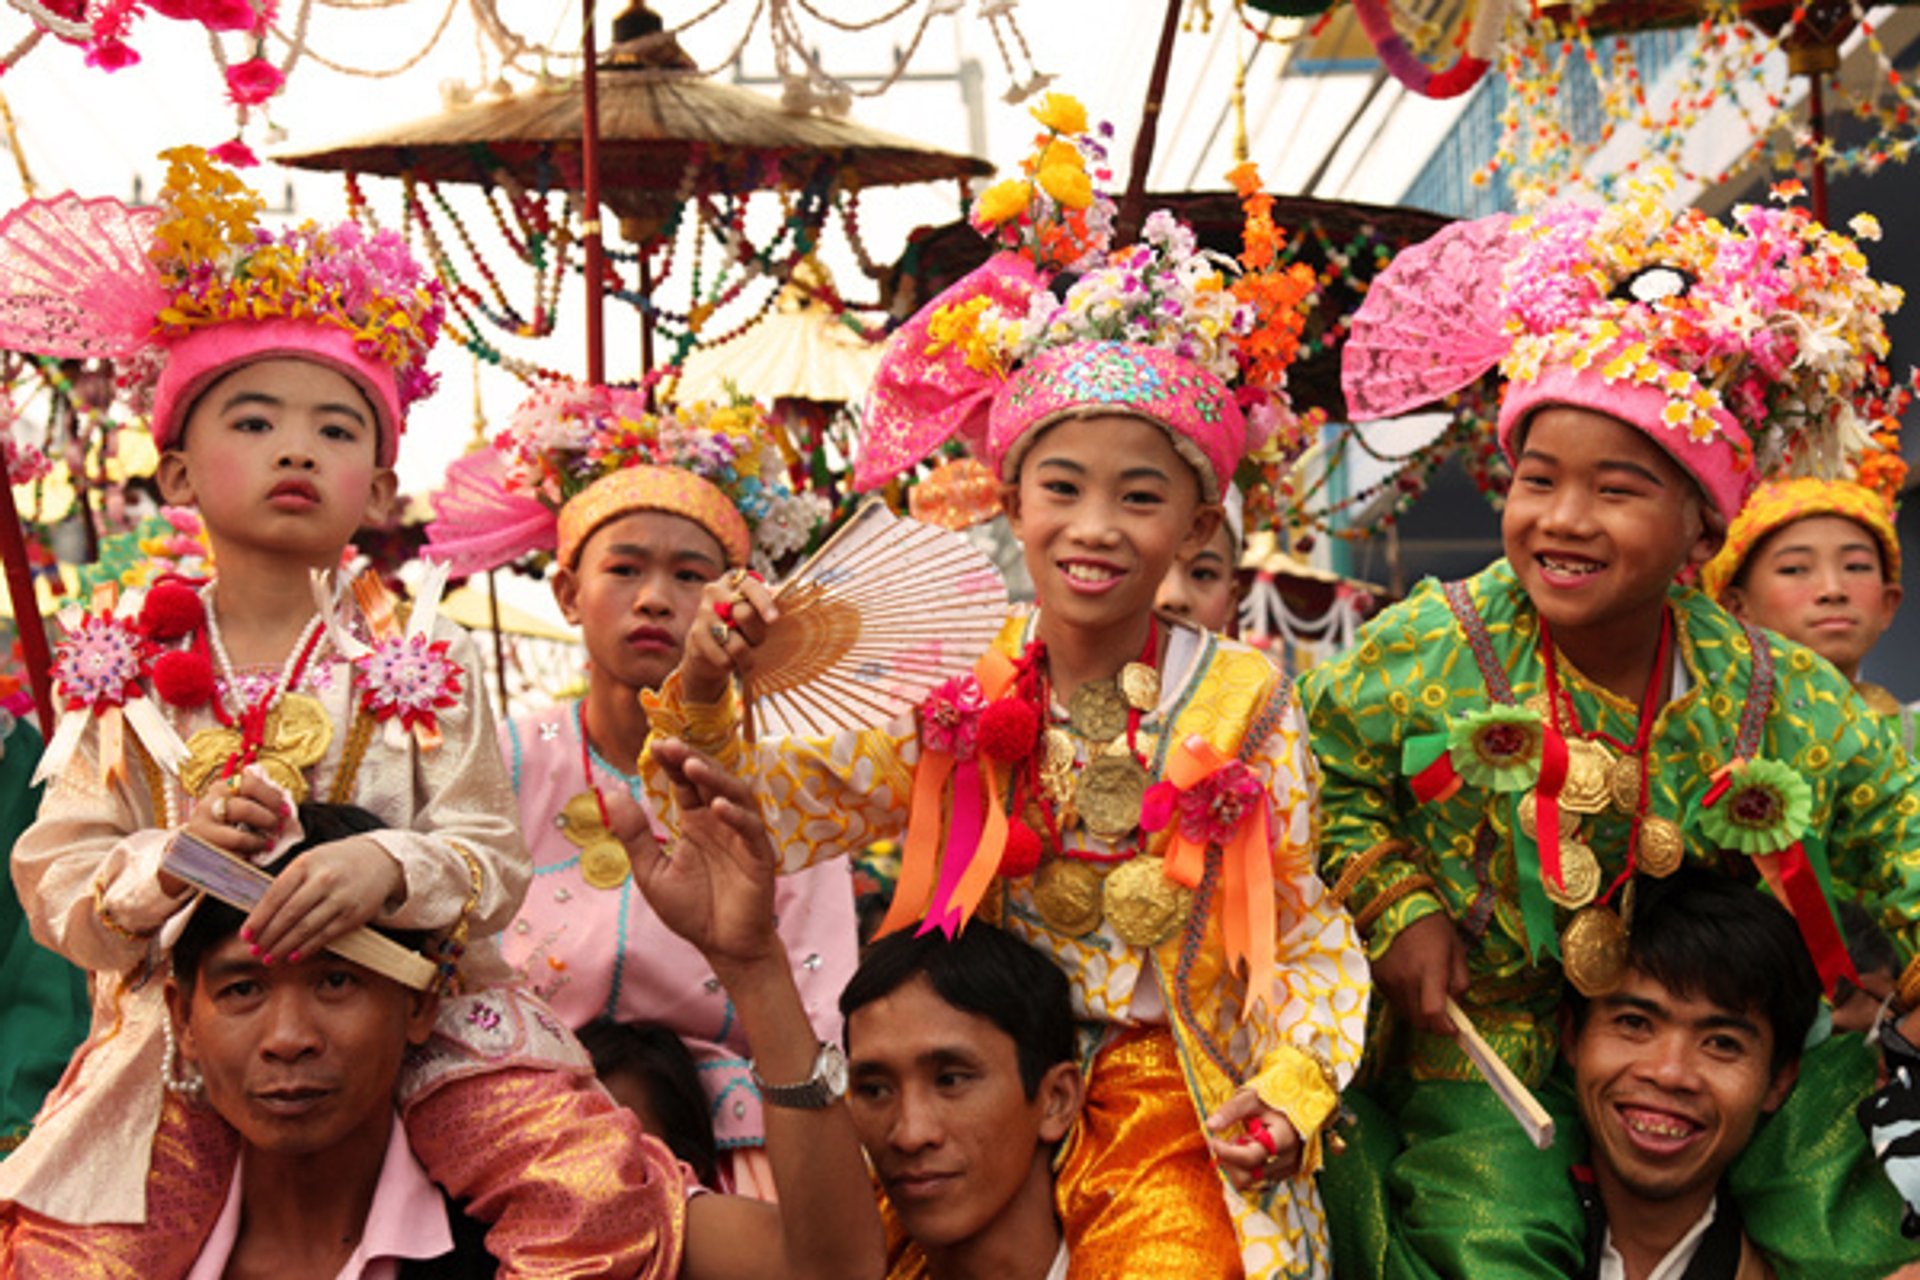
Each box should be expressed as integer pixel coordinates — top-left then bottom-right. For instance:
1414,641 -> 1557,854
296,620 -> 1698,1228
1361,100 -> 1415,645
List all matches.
877,649 -> 1018,939
1152,735 -> 1276,1017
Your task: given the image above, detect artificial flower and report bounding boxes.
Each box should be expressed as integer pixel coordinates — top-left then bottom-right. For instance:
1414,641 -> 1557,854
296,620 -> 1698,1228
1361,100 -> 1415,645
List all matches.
1029,91 -> 1087,137
974,179 -> 1032,228
225,56 -> 285,107
1173,758 -> 1265,845
919,674 -> 987,758
1698,757 -> 1814,855
1446,704 -> 1544,792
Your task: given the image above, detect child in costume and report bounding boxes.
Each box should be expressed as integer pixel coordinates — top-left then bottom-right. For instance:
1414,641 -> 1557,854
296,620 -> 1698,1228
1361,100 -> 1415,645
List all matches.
1305,187 -> 1920,1278
0,150 -> 690,1279
1156,486 -> 1245,635
642,96 -> 1369,1280
1701,460 -> 1910,750
425,379 -> 859,1199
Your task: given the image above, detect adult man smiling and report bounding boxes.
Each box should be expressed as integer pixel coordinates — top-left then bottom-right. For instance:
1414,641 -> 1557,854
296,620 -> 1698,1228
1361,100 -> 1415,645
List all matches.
1561,872 -> 1820,1280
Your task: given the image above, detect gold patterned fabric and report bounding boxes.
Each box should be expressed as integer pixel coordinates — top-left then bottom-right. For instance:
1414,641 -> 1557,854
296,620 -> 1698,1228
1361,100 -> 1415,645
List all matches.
406,1066 -> 692,1280
645,615 -> 1370,1279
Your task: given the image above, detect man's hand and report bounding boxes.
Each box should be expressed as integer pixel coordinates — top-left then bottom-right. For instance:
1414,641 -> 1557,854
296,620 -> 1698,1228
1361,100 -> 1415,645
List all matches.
616,738 -> 778,976
1374,911 -> 1470,1037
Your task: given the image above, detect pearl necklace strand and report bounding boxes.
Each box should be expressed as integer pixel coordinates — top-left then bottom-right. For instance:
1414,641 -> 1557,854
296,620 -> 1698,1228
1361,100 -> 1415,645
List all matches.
200,582 -> 327,722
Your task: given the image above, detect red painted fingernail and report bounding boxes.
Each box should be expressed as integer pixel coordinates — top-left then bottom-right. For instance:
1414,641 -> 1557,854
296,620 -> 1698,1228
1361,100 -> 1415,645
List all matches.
241,927 -> 254,942
261,954 -> 274,966
287,951 -> 302,964
248,943 -> 262,958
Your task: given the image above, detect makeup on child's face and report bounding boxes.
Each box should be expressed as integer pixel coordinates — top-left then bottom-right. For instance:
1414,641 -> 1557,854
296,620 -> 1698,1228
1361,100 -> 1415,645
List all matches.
1004,413 -> 1216,638
557,509 -> 727,694
1725,515 -> 1900,681
1502,407 -> 1712,641
1154,521 -> 1238,633
166,359 -> 391,562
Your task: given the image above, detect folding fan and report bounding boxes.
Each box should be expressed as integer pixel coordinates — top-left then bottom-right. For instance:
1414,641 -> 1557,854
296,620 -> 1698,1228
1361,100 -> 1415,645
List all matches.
1342,213 -> 1520,422
423,449 -> 558,576
0,194 -> 167,359
740,499 -> 1008,740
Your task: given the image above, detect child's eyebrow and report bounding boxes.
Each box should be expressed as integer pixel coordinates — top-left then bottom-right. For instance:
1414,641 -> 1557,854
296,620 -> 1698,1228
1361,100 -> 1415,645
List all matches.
219,390 -> 370,428
1596,460 -> 1666,487
603,542 -> 723,570
1189,550 -> 1228,568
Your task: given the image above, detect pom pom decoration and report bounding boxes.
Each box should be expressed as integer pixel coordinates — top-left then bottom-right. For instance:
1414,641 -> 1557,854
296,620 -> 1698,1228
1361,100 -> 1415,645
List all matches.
150,649 -> 215,709
999,819 -> 1044,879
139,580 -> 204,642
977,698 -> 1040,764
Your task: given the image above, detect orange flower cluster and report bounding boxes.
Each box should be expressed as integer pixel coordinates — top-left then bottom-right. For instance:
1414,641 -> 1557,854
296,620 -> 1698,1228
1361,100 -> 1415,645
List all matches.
1227,163 -> 1316,393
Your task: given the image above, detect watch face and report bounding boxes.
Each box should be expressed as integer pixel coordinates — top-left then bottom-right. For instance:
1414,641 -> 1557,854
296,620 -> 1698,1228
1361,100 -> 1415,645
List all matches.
819,1042 -> 849,1098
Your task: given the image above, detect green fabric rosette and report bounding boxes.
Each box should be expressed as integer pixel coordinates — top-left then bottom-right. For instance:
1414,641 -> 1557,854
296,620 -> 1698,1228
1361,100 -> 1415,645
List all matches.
1700,757 -> 1814,855
1446,704 -> 1545,793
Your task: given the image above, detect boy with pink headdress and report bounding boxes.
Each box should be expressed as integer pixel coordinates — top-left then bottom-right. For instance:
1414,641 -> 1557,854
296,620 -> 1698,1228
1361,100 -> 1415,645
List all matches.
1307,185 -> 1920,1276
0,149 -> 692,1278
640,96 -> 1369,1279
425,378 -> 859,1199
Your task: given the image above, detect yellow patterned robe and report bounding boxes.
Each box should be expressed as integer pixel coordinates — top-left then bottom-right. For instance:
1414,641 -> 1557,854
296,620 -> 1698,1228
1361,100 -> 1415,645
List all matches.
645,614 -> 1370,1279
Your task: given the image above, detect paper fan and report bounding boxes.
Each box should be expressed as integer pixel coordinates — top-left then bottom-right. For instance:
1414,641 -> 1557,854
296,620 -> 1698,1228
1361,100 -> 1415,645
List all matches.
423,449 -> 557,576
740,499 -> 1008,740
1342,213 -> 1519,422
0,194 -> 167,359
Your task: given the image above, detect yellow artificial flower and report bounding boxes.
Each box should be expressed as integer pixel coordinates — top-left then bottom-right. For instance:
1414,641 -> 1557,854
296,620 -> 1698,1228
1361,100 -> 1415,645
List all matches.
1036,163 -> 1093,211
1030,92 -> 1087,137
975,179 -> 1033,226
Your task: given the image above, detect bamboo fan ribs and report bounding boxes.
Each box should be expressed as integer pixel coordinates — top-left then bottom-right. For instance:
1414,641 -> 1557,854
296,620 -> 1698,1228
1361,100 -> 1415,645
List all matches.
740,499 -> 1008,741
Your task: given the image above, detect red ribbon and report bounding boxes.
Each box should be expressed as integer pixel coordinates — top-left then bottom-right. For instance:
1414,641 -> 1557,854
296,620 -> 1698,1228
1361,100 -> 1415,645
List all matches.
1534,727 -> 1570,894
1410,752 -> 1463,806
1751,841 -> 1860,999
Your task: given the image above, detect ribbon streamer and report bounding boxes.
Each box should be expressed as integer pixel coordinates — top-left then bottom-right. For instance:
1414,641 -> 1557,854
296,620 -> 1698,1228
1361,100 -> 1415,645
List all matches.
1751,841 -> 1860,998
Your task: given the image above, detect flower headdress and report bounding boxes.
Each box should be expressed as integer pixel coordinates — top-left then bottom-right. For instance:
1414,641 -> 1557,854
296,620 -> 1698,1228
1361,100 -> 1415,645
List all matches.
0,146 -> 445,467
1343,177 -> 1905,523
426,379 -> 828,575
859,94 -> 1319,504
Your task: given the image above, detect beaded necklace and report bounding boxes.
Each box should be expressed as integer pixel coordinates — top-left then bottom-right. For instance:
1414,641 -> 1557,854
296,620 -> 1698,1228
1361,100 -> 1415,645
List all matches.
180,583 -> 334,802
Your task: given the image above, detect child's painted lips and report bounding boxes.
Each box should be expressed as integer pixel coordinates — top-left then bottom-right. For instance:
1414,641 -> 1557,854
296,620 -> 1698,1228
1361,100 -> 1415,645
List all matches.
268,479 -> 320,509
1058,559 -> 1124,595
627,626 -> 676,652
1535,551 -> 1605,586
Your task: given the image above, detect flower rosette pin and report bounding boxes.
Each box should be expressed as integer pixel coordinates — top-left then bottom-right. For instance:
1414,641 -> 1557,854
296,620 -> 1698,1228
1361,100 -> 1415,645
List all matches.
33,591 -> 193,789
1448,705 -> 1545,792
1698,755 -> 1854,996
919,673 -> 987,759
52,611 -> 152,713
354,633 -> 463,737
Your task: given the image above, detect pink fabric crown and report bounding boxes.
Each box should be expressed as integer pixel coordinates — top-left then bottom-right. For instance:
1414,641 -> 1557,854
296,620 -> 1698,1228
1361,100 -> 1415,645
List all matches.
149,318 -> 406,466
987,340 -> 1243,501
1497,362 -> 1753,524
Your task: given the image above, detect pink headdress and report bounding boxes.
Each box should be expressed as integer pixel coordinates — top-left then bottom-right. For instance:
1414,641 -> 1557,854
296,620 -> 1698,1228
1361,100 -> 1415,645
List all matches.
1342,182 -> 1904,523
0,146 -> 444,467
859,95 -> 1316,504
425,380 -> 827,575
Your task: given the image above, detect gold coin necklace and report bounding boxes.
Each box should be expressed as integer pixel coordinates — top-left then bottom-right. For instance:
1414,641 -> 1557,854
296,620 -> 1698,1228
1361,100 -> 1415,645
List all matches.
1536,609 -> 1677,954
190,587 -> 333,803
567,703 -> 632,890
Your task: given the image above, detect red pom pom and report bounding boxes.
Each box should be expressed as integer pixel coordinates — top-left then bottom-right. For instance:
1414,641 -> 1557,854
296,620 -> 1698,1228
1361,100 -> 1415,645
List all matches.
140,582 -> 204,642
151,650 -> 214,709
977,699 -> 1040,763
999,820 -> 1043,879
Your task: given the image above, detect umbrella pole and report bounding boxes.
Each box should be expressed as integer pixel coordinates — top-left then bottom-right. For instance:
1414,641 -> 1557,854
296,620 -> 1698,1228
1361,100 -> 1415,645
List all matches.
582,0 -> 607,385
486,569 -> 510,720
0,474 -> 53,738
1117,0 -> 1186,243
638,248 -> 656,375
1807,68 -> 1830,226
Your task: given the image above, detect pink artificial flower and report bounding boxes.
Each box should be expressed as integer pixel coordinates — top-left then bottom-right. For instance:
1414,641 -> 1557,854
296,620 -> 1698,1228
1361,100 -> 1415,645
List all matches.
919,674 -> 987,758
191,0 -> 261,32
84,38 -> 140,70
225,56 -> 284,106
1174,759 -> 1265,846
208,137 -> 259,168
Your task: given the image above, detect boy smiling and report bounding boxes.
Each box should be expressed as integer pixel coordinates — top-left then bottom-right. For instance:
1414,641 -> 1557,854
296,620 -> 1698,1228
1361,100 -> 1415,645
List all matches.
1308,189 -> 1920,1277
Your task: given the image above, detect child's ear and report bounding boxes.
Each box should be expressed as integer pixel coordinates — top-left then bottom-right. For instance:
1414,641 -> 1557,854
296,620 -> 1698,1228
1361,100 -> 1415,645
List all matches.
155,450 -> 196,506
1182,502 -> 1224,557
1000,482 -> 1024,535
1683,504 -> 1724,576
362,467 -> 400,526
1722,585 -> 1750,621
551,565 -> 583,626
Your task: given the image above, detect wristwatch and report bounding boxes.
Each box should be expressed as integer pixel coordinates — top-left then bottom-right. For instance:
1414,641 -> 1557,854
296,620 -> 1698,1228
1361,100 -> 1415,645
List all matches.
751,1041 -> 849,1110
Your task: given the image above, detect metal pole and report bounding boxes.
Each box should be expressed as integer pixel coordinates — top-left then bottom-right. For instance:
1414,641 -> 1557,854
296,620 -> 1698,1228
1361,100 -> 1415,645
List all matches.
1807,70 -> 1829,227
582,0 -> 607,384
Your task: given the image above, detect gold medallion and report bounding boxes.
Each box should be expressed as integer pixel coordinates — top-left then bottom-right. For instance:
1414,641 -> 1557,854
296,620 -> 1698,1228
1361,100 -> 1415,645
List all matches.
1074,753 -> 1151,842
1637,815 -> 1685,879
1561,905 -> 1630,997
267,693 -> 334,768
1102,855 -> 1191,947
559,791 -> 606,841
1119,662 -> 1160,713
1067,680 -> 1130,742
1040,727 -> 1076,783
1560,739 -> 1616,815
1524,692 -> 1552,719
181,726 -> 245,797
1031,858 -> 1105,936
1607,753 -> 1644,815
580,839 -> 632,890
256,756 -> 310,804
1543,839 -> 1601,910
1517,792 -> 1579,841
